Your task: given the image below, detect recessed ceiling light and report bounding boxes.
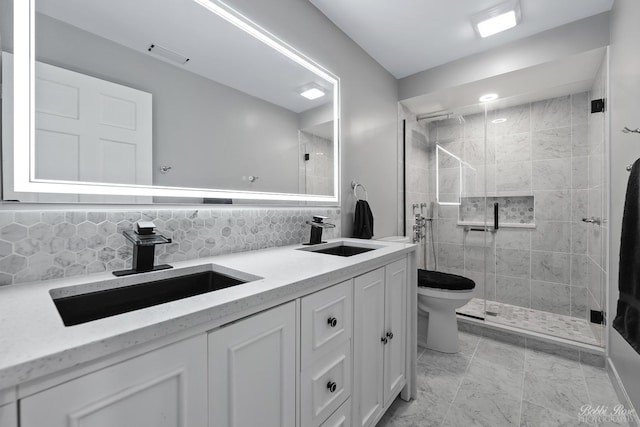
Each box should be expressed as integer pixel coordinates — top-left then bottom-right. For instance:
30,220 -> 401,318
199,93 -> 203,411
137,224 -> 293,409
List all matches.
492,118 -> 507,124
300,87 -> 325,100
479,93 -> 499,103
472,0 -> 522,38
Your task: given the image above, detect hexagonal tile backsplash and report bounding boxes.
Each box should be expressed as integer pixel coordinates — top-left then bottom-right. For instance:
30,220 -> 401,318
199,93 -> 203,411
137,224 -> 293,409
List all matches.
0,207 -> 341,286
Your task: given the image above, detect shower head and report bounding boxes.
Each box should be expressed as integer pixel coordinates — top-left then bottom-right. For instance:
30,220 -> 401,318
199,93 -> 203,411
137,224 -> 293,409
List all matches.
416,111 -> 464,124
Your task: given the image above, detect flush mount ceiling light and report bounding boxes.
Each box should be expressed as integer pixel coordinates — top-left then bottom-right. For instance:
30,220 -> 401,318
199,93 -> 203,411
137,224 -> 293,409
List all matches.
479,93 -> 499,103
492,118 -> 507,124
148,44 -> 190,65
471,0 -> 522,38
299,84 -> 326,100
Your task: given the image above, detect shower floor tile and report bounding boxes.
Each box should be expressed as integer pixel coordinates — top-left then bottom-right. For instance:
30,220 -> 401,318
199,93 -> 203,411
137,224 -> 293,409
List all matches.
456,298 -> 601,346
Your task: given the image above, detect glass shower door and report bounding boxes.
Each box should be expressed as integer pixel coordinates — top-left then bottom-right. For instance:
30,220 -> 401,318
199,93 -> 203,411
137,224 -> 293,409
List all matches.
431,106 -> 492,321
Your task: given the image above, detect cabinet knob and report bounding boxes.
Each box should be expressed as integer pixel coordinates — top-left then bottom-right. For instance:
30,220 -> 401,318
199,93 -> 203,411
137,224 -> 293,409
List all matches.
327,381 -> 337,393
327,317 -> 338,328
386,331 -> 394,340
381,336 -> 388,344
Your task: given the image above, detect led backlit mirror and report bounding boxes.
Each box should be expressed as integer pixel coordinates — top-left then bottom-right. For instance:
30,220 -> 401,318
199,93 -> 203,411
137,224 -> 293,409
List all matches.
3,0 -> 339,204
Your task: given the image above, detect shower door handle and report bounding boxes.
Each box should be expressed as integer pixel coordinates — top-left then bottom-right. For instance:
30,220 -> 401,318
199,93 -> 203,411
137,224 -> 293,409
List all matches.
494,202 -> 499,231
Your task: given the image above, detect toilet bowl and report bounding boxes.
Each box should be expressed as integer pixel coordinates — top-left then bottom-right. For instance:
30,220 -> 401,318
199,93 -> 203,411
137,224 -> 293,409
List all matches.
375,237 -> 475,354
417,281 -> 474,353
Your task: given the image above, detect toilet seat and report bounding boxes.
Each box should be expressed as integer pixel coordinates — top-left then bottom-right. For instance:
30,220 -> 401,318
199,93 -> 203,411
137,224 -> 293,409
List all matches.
418,269 -> 475,291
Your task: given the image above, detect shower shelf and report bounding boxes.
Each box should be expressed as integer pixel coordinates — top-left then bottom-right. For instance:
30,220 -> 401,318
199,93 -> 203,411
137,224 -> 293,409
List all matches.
457,221 -> 536,230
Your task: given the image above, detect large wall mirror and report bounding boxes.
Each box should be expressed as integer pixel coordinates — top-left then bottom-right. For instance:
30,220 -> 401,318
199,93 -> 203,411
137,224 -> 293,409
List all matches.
2,0 -> 340,204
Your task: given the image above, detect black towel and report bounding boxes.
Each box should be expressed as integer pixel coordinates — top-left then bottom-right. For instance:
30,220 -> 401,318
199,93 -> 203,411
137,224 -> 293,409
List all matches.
614,158 -> 640,355
353,200 -> 374,239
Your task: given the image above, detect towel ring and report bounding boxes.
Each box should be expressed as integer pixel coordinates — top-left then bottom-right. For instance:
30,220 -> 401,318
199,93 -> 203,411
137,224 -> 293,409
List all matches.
351,180 -> 368,201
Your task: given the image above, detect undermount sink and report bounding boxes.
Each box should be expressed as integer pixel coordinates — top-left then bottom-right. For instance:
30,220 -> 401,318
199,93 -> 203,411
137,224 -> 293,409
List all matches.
51,269 -> 253,327
298,242 -> 380,257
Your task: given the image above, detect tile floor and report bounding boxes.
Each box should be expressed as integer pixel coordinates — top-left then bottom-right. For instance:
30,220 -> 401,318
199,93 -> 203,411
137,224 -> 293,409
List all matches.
458,298 -> 602,346
378,328 -> 634,427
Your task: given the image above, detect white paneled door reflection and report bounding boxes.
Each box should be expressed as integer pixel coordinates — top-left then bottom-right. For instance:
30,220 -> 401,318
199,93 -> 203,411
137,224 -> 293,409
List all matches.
2,52 -> 152,203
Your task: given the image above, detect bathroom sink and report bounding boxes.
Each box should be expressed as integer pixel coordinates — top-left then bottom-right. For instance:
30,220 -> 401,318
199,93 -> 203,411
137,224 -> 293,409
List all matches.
52,270 -> 249,326
299,242 -> 380,257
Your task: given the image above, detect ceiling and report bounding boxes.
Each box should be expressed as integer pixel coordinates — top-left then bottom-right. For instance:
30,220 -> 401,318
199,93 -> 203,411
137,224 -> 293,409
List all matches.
402,47 -> 607,117
309,0 -> 614,79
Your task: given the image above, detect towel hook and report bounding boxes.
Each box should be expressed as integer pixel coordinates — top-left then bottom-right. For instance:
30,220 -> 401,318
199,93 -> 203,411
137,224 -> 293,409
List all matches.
351,180 -> 368,201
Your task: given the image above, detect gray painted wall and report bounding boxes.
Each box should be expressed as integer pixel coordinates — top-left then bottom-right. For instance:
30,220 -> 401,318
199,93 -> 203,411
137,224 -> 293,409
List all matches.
609,0 -> 640,412
33,13 -> 301,194
222,0 -> 400,238
398,13 -> 610,102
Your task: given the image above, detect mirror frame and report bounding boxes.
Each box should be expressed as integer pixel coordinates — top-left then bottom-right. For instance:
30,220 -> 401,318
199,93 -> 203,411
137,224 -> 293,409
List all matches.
11,0 -> 340,203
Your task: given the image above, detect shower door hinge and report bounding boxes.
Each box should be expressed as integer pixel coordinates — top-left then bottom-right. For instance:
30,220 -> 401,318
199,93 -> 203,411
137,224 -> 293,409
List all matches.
590,309 -> 606,325
591,98 -> 606,113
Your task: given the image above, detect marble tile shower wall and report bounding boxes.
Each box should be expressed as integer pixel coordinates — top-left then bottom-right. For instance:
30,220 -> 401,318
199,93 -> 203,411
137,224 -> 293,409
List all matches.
299,131 -> 334,196
399,105 -> 433,269
423,90 -> 607,326
0,207 -> 341,287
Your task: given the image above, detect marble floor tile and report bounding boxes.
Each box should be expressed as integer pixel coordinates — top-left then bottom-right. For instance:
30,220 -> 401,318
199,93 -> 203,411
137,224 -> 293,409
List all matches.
582,364 -> 623,409
383,327 -> 634,427
522,368 -> 590,416
441,379 -> 522,427
464,355 -> 523,395
378,390 -> 450,427
520,400 -> 591,427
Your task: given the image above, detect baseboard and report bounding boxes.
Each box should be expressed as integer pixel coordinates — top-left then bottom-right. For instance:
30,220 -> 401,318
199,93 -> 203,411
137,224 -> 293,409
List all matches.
607,357 -> 640,427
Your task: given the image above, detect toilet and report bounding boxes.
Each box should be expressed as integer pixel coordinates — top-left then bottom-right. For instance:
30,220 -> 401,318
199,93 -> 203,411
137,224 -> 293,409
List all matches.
417,270 -> 475,353
377,236 -> 475,354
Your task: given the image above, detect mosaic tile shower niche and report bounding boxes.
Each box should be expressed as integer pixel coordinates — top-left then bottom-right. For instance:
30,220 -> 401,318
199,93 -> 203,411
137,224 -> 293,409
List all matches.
460,196 -> 534,225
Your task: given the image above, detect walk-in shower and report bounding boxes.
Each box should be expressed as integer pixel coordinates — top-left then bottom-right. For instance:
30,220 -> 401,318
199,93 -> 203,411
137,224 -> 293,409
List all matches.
400,55 -> 609,347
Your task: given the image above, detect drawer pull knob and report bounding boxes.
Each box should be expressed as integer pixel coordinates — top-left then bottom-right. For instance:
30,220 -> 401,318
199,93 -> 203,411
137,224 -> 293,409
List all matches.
327,381 -> 337,393
327,317 -> 338,328
381,336 -> 388,344
386,331 -> 394,340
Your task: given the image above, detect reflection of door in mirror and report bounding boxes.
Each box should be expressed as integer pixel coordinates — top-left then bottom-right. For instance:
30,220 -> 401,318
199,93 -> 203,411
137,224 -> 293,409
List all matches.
2,53 -> 153,203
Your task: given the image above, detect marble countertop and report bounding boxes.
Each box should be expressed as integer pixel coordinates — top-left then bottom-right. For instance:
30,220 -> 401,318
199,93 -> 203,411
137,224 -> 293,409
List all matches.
0,238 -> 415,391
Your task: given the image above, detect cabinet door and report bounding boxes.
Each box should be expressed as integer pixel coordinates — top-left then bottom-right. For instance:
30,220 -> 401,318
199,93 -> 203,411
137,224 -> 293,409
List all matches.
353,268 -> 385,427
20,334 -> 207,427
0,402 -> 17,427
383,258 -> 408,405
301,279 -> 352,368
209,302 -> 296,427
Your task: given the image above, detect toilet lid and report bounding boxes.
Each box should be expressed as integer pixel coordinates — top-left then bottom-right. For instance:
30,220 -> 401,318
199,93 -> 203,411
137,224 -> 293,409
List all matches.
418,269 -> 475,291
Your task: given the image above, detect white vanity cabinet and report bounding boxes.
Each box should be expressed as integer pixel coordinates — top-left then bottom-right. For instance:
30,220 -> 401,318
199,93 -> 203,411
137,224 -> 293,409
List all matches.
0,402 -> 17,427
208,301 -> 296,427
9,249 -> 414,427
20,334 -> 208,427
353,258 -> 408,427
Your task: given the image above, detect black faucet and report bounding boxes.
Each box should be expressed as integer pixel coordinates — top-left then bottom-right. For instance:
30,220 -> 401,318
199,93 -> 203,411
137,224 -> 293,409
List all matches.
112,221 -> 173,276
306,215 -> 336,245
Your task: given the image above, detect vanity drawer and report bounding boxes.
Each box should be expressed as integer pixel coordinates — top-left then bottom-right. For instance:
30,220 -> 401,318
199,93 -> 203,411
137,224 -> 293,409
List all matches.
321,397 -> 351,427
301,340 -> 352,427
301,279 -> 352,366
